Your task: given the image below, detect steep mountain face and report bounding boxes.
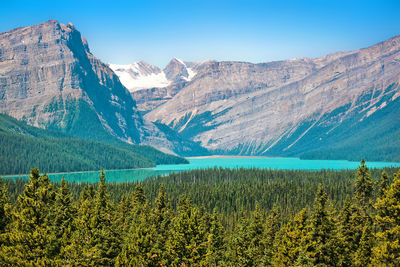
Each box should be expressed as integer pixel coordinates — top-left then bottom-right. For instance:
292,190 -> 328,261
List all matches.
142,36 -> 400,159
0,20 -> 201,155
110,58 -> 206,111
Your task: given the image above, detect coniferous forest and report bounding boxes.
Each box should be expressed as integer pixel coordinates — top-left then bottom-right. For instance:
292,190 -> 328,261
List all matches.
0,160 -> 399,266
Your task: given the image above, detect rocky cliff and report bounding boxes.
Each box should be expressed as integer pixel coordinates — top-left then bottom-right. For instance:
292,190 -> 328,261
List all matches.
143,36 -> 400,159
0,20 -> 202,155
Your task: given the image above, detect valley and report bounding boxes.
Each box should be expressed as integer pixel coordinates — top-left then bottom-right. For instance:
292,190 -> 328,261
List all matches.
1,20 -> 399,165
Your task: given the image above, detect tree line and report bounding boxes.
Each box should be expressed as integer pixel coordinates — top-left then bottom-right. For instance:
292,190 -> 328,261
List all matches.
0,160 -> 399,265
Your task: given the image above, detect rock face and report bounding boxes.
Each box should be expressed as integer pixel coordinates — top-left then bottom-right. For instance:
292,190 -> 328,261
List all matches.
2,20 -> 399,160
143,36 -> 400,157
0,20 -> 202,155
110,58 -> 205,111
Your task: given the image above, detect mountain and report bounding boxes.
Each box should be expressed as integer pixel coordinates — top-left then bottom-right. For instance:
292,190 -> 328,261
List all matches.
2,20 -> 399,162
0,113 -> 187,175
137,37 -> 400,161
109,58 -> 197,92
0,20 -> 202,156
110,58 -> 209,111
109,61 -> 171,91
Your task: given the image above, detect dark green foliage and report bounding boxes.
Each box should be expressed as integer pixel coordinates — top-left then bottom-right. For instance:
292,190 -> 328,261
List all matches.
372,169 -> 400,265
0,113 -> 187,175
304,184 -> 337,265
0,162 -> 399,265
0,168 -> 55,265
354,158 -> 374,209
378,170 -> 390,197
0,178 -> 10,234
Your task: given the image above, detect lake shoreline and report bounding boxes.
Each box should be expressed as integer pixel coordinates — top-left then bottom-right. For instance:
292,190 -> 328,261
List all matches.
186,155 -> 281,159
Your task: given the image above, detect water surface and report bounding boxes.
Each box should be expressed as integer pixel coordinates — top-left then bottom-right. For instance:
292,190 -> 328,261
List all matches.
3,157 -> 400,183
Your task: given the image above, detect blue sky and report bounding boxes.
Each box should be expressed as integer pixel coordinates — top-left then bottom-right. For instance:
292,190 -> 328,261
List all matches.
1,0 -> 399,67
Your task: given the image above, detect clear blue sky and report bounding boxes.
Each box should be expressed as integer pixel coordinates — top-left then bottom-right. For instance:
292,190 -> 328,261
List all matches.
1,0 -> 399,67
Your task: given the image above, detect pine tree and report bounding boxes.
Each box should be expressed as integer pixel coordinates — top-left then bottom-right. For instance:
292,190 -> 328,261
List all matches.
353,222 -> 373,266
371,170 -> 400,265
0,168 -> 55,265
0,177 -> 10,234
305,184 -> 337,265
151,186 -> 172,265
262,204 -> 280,265
378,170 -> 390,197
48,177 -> 77,263
66,184 -> 96,265
354,159 -> 373,209
165,197 -> 208,266
228,204 -> 265,266
336,196 -> 365,266
227,209 -> 251,265
203,208 -> 225,266
273,208 -> 308,266
89,170 -> 120,265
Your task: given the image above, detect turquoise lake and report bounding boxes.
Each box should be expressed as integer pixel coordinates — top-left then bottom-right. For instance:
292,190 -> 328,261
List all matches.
3,157 -> 400,183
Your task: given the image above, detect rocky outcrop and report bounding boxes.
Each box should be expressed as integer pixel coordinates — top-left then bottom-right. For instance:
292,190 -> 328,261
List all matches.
145,36 -> 400,156
0,20 -> 202,155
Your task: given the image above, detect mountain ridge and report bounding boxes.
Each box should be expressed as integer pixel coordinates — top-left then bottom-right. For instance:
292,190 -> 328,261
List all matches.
138,35 -> 400,161
1,20 -> 399,162
0,20 -> 204,156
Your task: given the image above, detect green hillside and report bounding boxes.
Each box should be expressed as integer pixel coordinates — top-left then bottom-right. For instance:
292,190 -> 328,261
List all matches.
0,114 -> 187,175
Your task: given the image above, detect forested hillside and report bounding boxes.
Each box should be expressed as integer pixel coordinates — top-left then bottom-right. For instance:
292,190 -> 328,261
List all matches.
1,161 -> 399,265
0,114 -> 187,175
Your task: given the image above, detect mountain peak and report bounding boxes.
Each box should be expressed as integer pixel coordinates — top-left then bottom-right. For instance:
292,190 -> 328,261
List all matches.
164,58 -> 191,82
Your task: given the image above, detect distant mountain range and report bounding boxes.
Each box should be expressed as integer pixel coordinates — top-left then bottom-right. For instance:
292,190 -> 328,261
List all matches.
109,58 -> 198,91
112,38 -> 400,162
1,20 -> 399,162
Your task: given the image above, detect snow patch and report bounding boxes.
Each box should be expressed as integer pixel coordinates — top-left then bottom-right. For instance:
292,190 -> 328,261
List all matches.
175,59 -> 197,81
110,59 -> 198,92
110,63 -> 171,92
186,68 -> 197,81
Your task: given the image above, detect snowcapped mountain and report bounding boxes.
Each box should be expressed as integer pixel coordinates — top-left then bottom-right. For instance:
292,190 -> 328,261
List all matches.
110,58 -> 197,92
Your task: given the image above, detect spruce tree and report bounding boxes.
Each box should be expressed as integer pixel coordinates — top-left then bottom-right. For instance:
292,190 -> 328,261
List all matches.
372,170 -> 400,265
48,177 -> 77,263
165,197 -> 208,266
0,168 -> 55,265
152,186 -> 172,265
228,204 -> 265,266
378,170 -> 390,198
227,208 -> 251,265
262,204 -> 280,265
305,184 -> 337,265
353,222 -> 373,266
203,208 -> 225,266
354,159 -> 373,209
116,189 -> 155,266
66,184 -> 96,265
273,208 -> 308,266
90,170 -> 120,265
0,177 -> 10,234
336,196 -> 365,266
